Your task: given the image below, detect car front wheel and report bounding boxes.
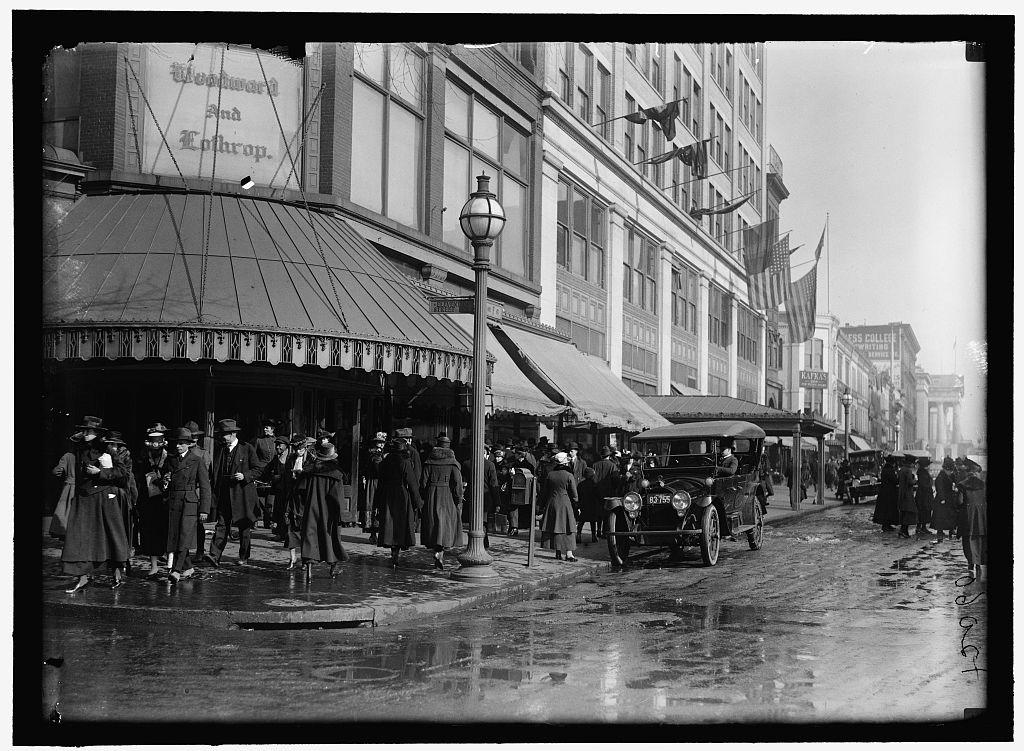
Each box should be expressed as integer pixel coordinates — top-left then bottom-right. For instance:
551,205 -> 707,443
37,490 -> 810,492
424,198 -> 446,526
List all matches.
606,509 -> 632,566
699,505 -> 720,566
747,499 -> 764,550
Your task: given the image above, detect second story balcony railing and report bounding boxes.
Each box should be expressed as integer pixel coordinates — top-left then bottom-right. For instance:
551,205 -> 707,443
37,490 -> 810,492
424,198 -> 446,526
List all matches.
768,145 -> 783,178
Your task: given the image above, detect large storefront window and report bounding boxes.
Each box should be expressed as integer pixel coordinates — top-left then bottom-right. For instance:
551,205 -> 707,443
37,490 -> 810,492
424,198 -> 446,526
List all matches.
555,283 -> 606,360
443,78 -> 531,278
351,44 -> 424,230
557,178 -> 606,287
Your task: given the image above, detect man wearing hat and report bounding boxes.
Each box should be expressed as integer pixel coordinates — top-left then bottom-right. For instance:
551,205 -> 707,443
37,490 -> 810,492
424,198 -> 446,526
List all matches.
205,418 -> 266,567
957,458 -> 987,579
931,457 -> 959,543
162,427 -> 213,583
251,419 -> 280,465
914,456 -> 935,537
134,423 -> 171,578
394,428 -> 421,483
588,446 -> 620,542
567,442 -> 587,485
183,421 -> 214,556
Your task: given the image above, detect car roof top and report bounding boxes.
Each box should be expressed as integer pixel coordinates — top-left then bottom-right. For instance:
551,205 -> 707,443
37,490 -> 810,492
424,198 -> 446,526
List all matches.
848,449 -> 880,456
632,420 -> 766,441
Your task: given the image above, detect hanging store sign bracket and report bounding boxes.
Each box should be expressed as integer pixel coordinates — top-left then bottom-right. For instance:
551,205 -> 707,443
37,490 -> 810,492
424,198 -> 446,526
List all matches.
428,296 -> 504,321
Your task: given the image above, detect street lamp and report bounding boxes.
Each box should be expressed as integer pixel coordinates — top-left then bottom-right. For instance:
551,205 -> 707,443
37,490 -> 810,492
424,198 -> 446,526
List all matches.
453,173 -> 505,582
840,388 -> 853,462
893,402 -> 903,451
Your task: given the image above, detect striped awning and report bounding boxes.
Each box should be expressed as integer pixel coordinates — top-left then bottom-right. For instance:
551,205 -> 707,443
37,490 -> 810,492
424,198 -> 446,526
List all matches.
42,192 -> 481,383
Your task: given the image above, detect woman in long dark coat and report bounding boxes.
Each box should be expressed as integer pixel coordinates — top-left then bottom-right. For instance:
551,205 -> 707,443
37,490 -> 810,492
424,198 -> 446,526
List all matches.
161,427 -> 212,583
575,466 -> 599,544
419,435 -> 464,570
896,456 -> 918,538
914,458 -> 934,537
871,456 -> 900,532
61,420 -> 131,592
931,457 -> 959,542
134,424 -> 170,579
295,442 -> 348,580
260,435 -> 293,543
958,459 -> 987,578
376,438 -> 423,567
540,452 -> 579,561
362,433 -> 387,539
285,437 -> 316,570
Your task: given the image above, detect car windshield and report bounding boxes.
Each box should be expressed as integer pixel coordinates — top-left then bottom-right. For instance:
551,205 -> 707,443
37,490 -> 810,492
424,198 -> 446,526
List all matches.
849,455 -> 878,473
633,438 -> 754,469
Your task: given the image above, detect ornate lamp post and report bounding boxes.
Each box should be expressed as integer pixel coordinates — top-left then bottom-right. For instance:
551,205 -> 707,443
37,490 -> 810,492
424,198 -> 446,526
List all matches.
840,388 -> 853,462
894,402 -> 903,452
453,174 -> 505,582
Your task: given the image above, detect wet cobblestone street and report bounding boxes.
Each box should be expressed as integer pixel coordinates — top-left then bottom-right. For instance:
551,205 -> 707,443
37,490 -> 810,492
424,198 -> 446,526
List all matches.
41,503 -> 986,726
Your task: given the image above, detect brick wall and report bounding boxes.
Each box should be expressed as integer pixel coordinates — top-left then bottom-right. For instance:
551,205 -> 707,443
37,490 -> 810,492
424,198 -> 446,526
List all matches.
77,43 -> 120,169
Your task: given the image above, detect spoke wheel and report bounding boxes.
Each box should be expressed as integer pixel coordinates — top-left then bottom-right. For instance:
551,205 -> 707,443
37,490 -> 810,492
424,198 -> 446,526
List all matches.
699,505 -> 720,567
605,509 -> 632,566
747,499 -> 764,550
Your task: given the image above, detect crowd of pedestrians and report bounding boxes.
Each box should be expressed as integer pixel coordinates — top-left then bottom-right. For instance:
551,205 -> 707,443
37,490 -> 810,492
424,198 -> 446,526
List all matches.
869,452 -> 987,579
50,415 -> 657,593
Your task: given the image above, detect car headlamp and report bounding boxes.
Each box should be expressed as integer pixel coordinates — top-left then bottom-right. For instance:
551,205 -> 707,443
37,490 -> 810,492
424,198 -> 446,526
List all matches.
671,491 -> 691,510
623,492 -> 642,512
639,478 -> 650,489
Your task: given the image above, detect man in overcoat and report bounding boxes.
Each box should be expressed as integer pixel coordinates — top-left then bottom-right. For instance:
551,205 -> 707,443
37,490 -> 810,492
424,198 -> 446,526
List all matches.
394,427 -> 421,481
205,418 -> 266,566
184,420 -> 213,556
567,442 -> 587,484
589,446 -> 621,540
162,427 -> 212,582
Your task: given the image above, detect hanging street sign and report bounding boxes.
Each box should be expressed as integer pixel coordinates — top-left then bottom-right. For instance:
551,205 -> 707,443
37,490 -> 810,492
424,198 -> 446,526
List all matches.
799,370 -> 829,388
428,296 -> 504,320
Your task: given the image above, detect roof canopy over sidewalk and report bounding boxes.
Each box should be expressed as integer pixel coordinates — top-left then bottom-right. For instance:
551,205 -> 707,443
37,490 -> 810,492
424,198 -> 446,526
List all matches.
640,394 -> 838,438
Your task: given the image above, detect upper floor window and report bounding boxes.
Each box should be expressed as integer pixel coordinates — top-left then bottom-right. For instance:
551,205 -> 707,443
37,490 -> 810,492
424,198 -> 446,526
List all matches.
723,124 -> 732,172
625,44 -> 637,63
671,265 -> 699,335
708,284 -> 731,348
574,44 -> 594,123
443,78 -> 531,278
623,226 -> 658,313
691,82 -> 702,139
724,48 -> 733,100
557,177 -> 607,288
558,42 -> 573,105
767,329 -> 783,369
624,92 -> 636,163
43,48 -> 81,155
351,43 -> 425,230
503,43 -> 537,74
804,338 -> 824,370
594,63 -> 611,140
711,106 -> 724,166
737,306 -> 761,364
650,43 -> 664,93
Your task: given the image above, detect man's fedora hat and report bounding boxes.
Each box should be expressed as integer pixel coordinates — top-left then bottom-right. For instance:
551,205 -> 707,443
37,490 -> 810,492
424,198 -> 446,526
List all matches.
216,418 -> 241,434
183,420 -> 205,438
394,427 -> 413,439
165,427 -> 194,443
77,415 -> 105,431
104,430 -> 127,446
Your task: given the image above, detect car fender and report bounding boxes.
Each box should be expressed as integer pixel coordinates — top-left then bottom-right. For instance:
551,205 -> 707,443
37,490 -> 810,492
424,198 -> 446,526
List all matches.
695,494 -> 714,508
604,496 -> 623,512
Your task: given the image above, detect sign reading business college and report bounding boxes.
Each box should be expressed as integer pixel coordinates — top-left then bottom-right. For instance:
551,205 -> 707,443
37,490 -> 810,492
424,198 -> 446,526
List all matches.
143,43 -> 303,190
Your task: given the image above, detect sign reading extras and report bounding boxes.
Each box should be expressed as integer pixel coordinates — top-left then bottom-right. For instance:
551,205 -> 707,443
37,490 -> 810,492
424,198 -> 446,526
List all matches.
143,43 -> 302,190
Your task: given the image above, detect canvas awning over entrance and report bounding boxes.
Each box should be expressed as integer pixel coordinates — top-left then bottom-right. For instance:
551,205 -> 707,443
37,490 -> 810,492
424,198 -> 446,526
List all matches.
448,317 -> 567,418
43,192 -> 482,383
493,324 -> 670,433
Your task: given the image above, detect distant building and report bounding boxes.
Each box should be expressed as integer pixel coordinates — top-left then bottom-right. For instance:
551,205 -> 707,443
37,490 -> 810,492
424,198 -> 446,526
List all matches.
914,368 -> 965,459
839,322 -> 920,449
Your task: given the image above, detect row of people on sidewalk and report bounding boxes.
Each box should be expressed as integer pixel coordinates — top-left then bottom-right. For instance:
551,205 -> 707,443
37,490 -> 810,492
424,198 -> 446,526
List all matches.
870,454 -> 988,578
50,416 -> 643,592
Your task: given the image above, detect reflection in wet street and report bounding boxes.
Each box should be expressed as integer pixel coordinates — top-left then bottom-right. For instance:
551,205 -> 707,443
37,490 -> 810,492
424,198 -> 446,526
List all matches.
42,505 -> 985,723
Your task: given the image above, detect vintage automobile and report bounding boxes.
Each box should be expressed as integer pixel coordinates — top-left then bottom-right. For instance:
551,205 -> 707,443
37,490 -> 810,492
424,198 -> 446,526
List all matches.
605,420 -> 768,567
846,448 -> 883,502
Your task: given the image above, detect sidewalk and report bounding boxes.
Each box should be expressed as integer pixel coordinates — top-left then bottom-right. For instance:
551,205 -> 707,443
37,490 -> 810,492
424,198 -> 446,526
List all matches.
41,490 -> 846,630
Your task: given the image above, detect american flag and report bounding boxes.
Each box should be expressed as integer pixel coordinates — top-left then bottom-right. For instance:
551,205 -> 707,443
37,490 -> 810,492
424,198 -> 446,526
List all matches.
786,265 -> 818,343
742,217 -> 777,277
747,233 -> 790,309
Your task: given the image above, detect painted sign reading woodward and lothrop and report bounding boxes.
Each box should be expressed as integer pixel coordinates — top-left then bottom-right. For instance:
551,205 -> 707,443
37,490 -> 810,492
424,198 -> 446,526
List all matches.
143,43 -> 303,190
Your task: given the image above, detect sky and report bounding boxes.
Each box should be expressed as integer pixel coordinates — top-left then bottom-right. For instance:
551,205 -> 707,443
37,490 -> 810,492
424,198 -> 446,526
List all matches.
765,41 -> 987,444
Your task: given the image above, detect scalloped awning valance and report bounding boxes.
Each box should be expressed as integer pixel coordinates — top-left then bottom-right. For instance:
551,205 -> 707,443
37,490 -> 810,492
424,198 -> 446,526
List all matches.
42,193 -> 486,384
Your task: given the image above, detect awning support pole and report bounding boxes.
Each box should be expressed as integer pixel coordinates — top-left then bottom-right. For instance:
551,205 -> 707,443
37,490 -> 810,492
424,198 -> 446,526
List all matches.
817,435 -> 826,505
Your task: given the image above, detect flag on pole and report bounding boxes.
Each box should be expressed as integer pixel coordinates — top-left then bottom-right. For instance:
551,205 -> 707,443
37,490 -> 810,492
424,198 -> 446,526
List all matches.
748,234 -> 792,309
680,139 -> 709,179
785,265 -> 818,343
624,100 -> 681,142
640,145 -> 684,166
689,192 -> 754,219
813,223 -> 826,261
742,217 -> 778,277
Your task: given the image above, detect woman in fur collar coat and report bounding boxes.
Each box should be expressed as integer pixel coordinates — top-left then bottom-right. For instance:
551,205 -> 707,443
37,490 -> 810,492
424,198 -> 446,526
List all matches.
419,435 -> 464,570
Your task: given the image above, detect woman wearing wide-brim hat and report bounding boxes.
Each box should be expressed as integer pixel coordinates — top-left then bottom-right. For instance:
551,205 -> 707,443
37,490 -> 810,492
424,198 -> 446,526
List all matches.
61,416 -> 132,592
539,452 -> 579,561
133,423 -> 171,579
291,441 -> 348,580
